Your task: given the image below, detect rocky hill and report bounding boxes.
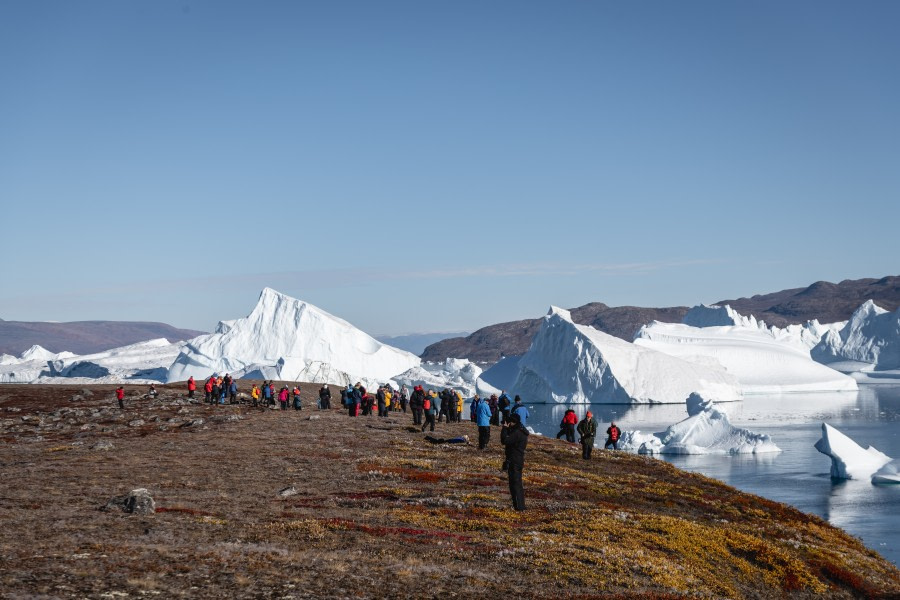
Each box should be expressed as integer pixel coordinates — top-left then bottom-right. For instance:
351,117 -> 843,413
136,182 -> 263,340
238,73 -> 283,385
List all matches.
421,275 -> 900,363
0,320 -> 206,356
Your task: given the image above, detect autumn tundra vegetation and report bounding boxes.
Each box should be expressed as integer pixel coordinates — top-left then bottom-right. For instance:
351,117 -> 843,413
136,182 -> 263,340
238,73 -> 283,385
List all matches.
0,382 -> 898,598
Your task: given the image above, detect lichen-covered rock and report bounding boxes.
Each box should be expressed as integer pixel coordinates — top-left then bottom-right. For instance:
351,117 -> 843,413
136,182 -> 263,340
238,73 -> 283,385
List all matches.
102,488 -> 155,515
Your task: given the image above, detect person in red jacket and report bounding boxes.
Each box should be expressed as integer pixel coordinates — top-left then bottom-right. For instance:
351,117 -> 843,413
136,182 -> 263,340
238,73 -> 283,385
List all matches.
278,386 -> 289,411
115,386 -> 125,409
555,409 -> 577,443
605,421 -> 622,450
204,378 -> 214,404
187,376 -> 196,399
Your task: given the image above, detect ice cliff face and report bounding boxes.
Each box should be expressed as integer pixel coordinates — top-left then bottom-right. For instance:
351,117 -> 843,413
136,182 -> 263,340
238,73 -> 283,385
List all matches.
502,307 -> 742,404
166,288 -> 420,384
811,301 -> 900,371
814,423 -> 893,480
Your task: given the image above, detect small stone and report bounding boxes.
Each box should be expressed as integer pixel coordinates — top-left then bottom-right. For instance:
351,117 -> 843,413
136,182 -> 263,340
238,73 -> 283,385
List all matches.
102,488 -> 155,515
92,440 -> 115,451
278,486 -> 299,498
307,415 -> 320,421
128,419 -> 146,427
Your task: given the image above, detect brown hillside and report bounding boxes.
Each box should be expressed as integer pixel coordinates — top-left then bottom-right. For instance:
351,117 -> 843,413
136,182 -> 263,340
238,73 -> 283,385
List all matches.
1,383 -> 897,598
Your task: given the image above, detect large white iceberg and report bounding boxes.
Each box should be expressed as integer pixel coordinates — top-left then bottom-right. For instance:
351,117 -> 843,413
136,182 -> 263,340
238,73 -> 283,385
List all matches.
635,306 -> 858,394
493,307 -> 742,404
812,301 -> 900,374
814,422 -> 893,480
618,393 -> 781,455
166,288 -> 420,385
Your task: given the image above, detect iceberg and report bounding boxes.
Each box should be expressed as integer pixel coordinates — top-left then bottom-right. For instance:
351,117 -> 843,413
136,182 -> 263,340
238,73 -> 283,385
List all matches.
498,307 -> 742,404
811,301 -> 900,376
618,393 -> 781,455
166,288 -> 420,385
872,460 -> 900,484
635,306 -> 858,394
814,423 -> 893,480
393,358 -> 483,397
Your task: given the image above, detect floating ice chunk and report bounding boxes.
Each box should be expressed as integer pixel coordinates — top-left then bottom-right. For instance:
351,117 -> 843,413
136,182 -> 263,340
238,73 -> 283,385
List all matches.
813,423 -> 893,480
872,460 -> 900,484
619,393 -> 781,455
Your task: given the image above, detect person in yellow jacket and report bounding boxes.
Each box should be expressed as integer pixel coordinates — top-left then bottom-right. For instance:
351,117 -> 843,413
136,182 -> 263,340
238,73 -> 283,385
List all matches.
251,384 -> 260,406
455,391 -> 464,423
384,388 -> 392,411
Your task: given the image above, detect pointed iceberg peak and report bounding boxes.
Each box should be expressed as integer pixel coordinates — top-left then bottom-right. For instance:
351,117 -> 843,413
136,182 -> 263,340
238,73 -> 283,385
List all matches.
849,299 -> 888,323
546,306 -> 573,321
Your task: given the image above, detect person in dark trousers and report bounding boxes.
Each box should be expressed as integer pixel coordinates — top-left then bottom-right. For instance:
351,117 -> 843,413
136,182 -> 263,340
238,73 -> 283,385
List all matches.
475,395 -> 492,450
399,385 -> 409,413
409,385 -> 425,425
348,384 -> 361,417
577,411 -> 598,460
187,376 -> 196,399
292,386 -> 302,411
501,412 -> 529,511
229,380 -> 238,404
489,394 -> 499,426
438,389 -> 451,423
204,378 -> 213,404
319,385 -> 331,409
376,386 -> 387,417
556,409 -> 577,443
421,391 -> 437,432
115,386 -> 125,409
605,421 -> 622,450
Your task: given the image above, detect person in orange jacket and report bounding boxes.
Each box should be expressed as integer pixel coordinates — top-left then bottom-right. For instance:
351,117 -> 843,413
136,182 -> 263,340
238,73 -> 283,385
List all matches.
187,376 -> 196,399
556,409 -> 578,443
115,386 -> 125,409
204,378 -> 214,404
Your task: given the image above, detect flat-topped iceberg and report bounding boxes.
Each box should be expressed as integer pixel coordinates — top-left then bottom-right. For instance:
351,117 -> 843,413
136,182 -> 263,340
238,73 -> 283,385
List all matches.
618,393 -> 781,455
494,307 -> 742,404
814,422 -> 893,481
635,306 -> 858,394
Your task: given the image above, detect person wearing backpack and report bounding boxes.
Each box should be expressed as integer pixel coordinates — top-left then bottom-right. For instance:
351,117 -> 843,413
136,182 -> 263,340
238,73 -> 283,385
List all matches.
577,411 -> 598,460
421,390 -> 437,432
556,409 -> 578,443
318,385 -> 331,410
498,391 -> 511,424
605,421 -> 622,450
292,386 -> 302,411
409,385 -> 425,425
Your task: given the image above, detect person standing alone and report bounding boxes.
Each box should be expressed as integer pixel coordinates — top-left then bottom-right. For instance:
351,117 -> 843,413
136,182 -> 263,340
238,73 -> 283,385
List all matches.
577,411 -> 598,460
605,421 -> 622,450
500,413 -> 529,511
475,395 -> 492,450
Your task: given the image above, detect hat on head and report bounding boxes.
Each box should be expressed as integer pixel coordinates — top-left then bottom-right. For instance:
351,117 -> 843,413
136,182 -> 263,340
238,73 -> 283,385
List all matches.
510,412 -> 522,425
586,411 -> 593,419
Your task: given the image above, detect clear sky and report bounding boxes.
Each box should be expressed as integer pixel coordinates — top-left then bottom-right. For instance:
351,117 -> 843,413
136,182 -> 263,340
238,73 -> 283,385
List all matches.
1,1 -> 898,335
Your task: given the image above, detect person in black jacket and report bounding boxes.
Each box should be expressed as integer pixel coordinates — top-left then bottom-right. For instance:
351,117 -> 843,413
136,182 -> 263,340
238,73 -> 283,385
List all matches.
500,412 -> 529,511
318,385 -> 331,409
409,385 -> 425,425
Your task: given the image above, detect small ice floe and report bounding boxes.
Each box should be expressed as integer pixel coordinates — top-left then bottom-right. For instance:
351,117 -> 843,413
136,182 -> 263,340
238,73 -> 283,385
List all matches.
814,423 -> 894,483
618,393 -> 780,455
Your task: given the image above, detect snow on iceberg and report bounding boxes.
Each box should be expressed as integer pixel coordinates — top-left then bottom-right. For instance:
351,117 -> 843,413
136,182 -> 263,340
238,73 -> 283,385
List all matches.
635,307 -> 858,394
504,307 -> 742,404
618,393 -> 781,455
393,358 -> 483,397
814,423 -> 893,480
0,345 -> 78,383
166,288 -> 420,385
811,301 -> 900,373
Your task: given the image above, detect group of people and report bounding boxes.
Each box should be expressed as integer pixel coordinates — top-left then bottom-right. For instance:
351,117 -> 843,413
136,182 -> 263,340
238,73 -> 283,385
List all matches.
556,409 -> 621,459
127,376 -> 622,513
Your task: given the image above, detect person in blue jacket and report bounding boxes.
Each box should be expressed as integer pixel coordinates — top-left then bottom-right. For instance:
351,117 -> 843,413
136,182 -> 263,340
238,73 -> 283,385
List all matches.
511,395 -> 529,428
475,395 -> 493,450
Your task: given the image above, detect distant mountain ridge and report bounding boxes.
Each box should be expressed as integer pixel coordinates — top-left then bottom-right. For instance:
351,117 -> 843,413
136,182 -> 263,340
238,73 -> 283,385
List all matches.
420,275 -> 900,364
0,321 -> 206,356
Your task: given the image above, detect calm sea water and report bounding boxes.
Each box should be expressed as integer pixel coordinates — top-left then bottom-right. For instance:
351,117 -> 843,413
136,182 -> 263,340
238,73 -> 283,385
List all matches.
519,385 -> 900,566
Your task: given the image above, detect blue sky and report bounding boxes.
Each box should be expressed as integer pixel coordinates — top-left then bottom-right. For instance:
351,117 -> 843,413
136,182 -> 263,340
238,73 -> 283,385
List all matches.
1,1 -> 898,335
